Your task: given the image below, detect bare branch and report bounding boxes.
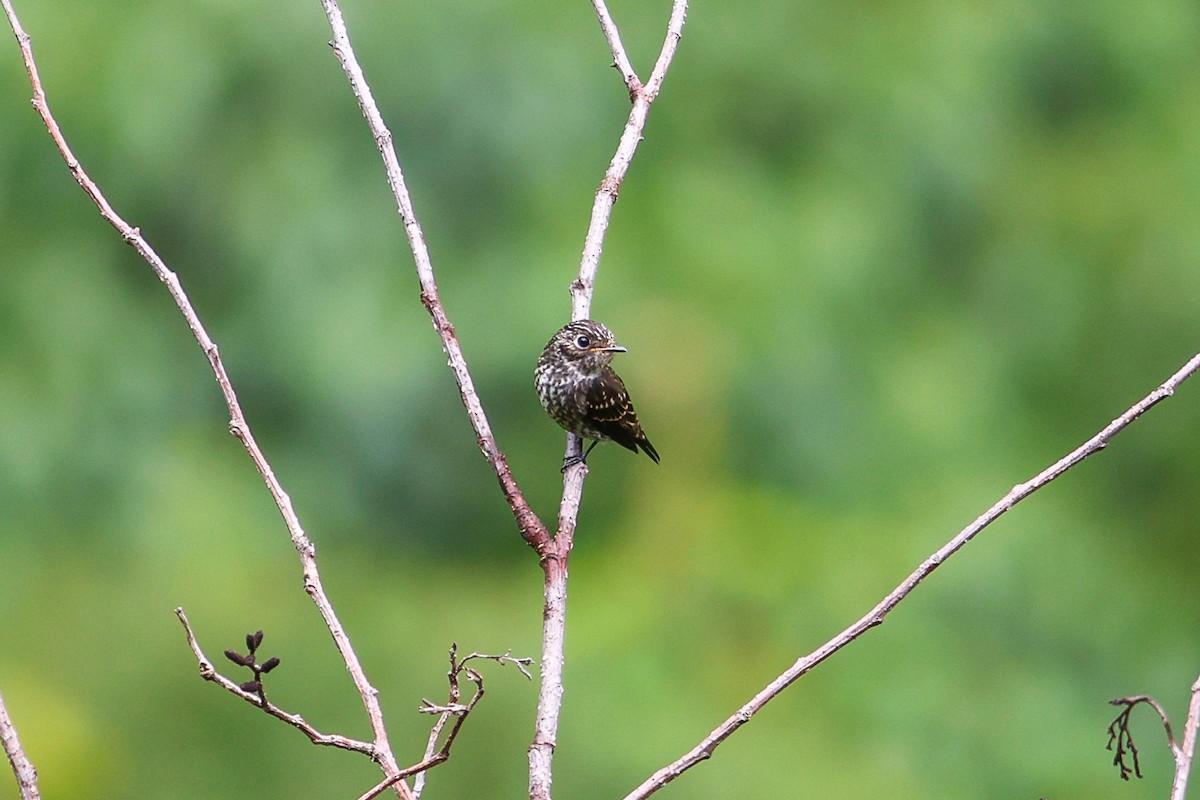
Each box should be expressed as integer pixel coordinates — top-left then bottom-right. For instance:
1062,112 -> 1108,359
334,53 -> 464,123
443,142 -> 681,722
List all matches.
175,609 -> 378,755
643,0 -> 687,102
413,646 -> 530,799
315,9 -> 604,796
0,3 -> 408,791
175,622 -> 528,800
1172,675 -> 1200,800
317,0 -> 548,551
463,649 -> 535,681
625,351 -> 1200,799
528,550 -> 570,800
414,703 -> 452,800
590,0 -> 640,95
0,687 -> 39,800
355,755 -> 446,800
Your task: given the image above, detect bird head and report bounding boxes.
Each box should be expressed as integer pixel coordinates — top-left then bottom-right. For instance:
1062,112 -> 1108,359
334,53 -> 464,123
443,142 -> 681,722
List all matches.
551,320 -> 627,374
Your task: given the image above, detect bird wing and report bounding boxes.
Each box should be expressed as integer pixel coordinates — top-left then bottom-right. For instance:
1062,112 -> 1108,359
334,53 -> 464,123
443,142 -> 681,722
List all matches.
586,370 -> 658,460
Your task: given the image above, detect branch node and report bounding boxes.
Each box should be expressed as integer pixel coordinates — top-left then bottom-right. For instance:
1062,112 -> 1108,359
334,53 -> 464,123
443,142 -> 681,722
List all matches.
598,175 -> 622,199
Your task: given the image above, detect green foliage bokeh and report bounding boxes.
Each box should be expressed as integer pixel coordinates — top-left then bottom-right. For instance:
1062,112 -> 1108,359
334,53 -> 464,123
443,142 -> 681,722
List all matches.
2,1 -> 1199,798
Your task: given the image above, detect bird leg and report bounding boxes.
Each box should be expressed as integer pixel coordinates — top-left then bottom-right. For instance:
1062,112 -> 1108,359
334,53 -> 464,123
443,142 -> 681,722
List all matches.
560,439 -> 600,472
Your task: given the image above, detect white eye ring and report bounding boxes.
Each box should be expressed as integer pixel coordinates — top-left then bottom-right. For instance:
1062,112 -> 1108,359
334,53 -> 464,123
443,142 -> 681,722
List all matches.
575,335 -> 591,348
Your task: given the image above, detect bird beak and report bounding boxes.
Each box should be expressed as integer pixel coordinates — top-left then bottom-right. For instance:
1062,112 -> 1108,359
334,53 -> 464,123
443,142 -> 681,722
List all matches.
593,345 -> 627,353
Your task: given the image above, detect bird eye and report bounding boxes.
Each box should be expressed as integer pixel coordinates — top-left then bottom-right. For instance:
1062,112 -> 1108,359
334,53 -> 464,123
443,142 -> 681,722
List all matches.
575,335 -> 591,349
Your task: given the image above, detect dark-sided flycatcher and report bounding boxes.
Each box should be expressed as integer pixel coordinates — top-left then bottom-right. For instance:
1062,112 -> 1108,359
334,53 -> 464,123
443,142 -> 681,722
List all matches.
535,320 -> 659,469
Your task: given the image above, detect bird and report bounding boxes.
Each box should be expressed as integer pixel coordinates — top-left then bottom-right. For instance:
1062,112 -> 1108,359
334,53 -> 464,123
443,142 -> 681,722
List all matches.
535,320 -> 659,470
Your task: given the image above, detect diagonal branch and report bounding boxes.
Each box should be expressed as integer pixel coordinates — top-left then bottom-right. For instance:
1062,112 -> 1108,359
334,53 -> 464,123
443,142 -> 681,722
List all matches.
317,0 -> 548,552
625,350 -> 1200,799
1,2 -> 409,794
0,687 -> 39,800
590,0 -> 640,94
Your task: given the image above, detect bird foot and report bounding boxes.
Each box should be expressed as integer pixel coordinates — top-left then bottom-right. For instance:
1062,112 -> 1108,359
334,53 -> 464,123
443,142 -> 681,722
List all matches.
560,439 -> 599,472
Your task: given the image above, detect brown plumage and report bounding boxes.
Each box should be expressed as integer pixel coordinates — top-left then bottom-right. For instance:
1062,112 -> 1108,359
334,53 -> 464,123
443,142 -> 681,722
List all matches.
534,320 -> 659,468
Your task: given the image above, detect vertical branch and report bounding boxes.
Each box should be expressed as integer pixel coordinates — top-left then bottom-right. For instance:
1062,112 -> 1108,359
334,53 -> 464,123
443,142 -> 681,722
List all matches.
528,550 -> 571,799
1170,675 -> 1200,800
0,689 -> 39,800
530,4 -> 689,800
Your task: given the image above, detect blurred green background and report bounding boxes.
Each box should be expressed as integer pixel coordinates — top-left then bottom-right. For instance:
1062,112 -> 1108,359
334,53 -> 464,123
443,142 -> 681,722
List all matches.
2,0 -> 1200,797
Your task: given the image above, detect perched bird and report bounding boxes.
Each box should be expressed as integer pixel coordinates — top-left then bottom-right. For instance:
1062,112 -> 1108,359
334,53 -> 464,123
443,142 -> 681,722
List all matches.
535,320 -> 660,469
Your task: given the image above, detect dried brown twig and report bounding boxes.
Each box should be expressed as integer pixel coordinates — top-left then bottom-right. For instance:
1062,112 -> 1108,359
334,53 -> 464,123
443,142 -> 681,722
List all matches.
1107,695 -> 1166,780
1108,676 -> 1200,799
380,646 -> 530,800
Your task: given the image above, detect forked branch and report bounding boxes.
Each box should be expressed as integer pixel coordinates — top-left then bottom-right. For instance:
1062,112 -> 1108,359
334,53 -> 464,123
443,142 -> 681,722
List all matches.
533,4 -> 689,800
412,646 -> 533,799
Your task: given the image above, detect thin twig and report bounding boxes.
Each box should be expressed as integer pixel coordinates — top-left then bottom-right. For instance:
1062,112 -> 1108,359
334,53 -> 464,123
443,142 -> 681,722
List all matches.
355,755 -> 445,800
590,0 -> 640,94
175,609 -> 378,755
318,0 -> 548,552
529,5 -> 689,800
413,695 -> 452,799
412,647 -> 530,799
410,647 -> 528,796
1,3 -> 408,794
625,351 -> 1200,799
0,687 -> 40,800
